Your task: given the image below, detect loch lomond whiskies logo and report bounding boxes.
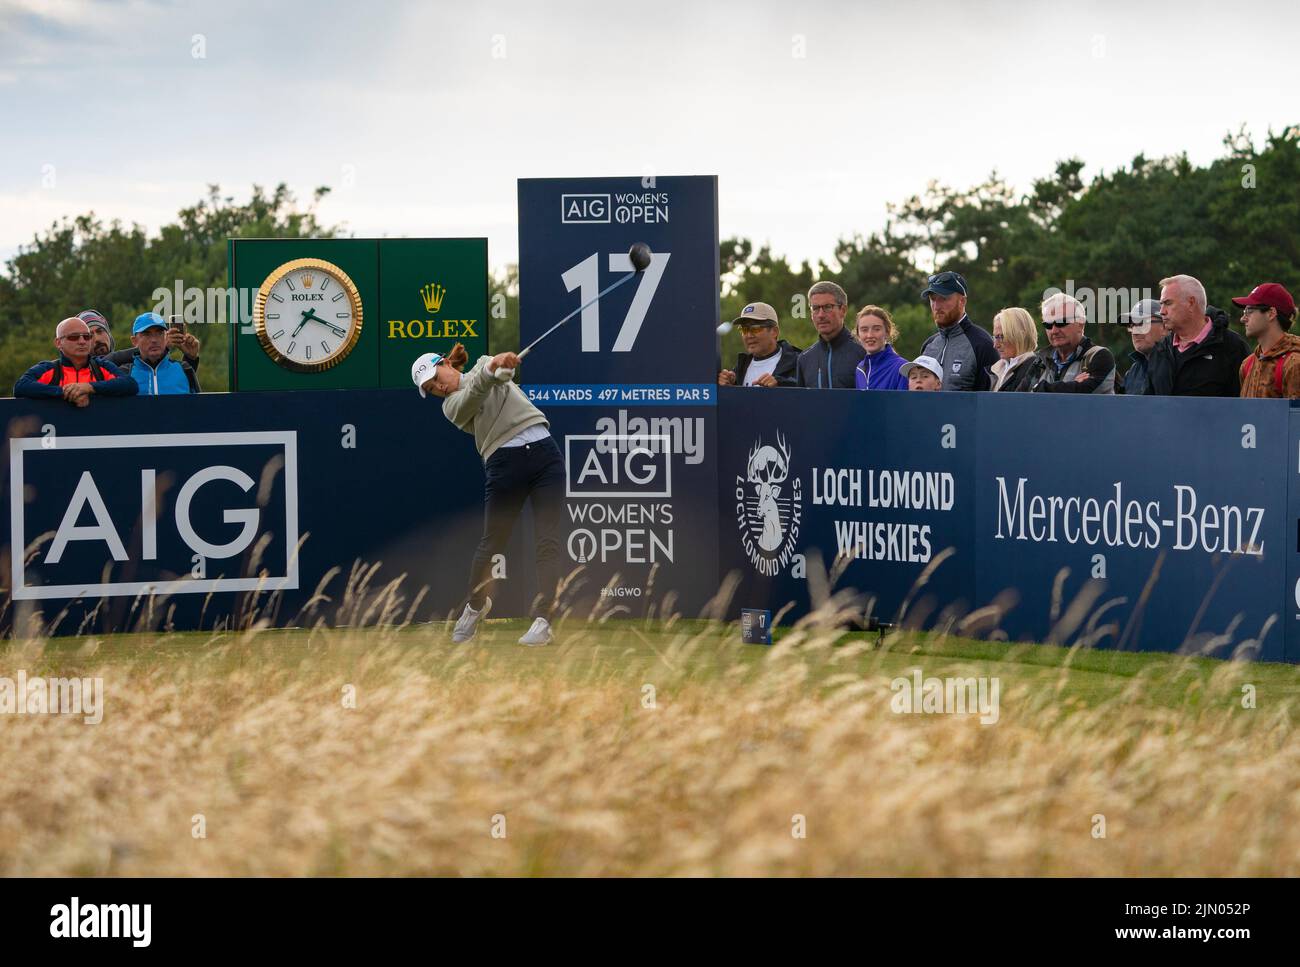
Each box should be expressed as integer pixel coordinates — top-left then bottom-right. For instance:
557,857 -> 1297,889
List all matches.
735,433 -> 802,576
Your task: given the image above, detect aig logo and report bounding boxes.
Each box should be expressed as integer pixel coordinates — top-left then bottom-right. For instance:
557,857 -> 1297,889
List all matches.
565,434 -> 671,498
561,193 -> 611,224
9,431 -> 299,600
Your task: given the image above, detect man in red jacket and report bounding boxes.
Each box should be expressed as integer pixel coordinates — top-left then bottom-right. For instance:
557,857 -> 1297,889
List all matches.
13,317 -> 138,406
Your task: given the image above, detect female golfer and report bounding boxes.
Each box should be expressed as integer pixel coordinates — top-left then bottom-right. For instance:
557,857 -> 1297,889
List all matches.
412,343 -> 564,646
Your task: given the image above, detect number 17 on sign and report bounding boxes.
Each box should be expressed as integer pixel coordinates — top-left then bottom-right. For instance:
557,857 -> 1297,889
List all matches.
561,250 -> 669,352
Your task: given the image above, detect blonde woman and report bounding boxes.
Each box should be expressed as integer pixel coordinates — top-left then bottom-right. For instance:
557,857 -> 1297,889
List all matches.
991,308 -> 1046,392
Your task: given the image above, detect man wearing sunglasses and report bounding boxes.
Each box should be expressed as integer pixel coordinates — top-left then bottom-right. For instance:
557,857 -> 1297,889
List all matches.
1035,292 -> 1115,393
1234,283 -> 1300,399
13,316 -> 137,405
918,271 -> 998,391
717,302 -> 801,388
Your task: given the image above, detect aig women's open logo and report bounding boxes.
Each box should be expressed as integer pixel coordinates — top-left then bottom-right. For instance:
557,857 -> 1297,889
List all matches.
735,433 -> 802,576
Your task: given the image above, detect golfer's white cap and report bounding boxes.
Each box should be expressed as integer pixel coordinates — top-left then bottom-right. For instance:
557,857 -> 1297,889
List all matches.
899,355 -> 944,381
411,352 -> 445,397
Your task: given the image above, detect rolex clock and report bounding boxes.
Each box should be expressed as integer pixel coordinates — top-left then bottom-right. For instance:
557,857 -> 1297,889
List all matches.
253,257 -> 363,372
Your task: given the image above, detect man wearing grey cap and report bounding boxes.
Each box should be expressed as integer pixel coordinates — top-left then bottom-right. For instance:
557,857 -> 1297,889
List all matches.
917,271 -> 998,391
718,302 -> 801,388
1119,299 -> 1165,396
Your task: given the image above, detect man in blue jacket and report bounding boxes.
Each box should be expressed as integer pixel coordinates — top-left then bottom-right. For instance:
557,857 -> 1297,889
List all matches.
126,313 -> 200,395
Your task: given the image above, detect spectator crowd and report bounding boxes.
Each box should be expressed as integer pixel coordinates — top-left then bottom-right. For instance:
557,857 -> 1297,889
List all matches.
13,310 -> 202,404
12,272 -> 1298,404
718,274 -> 1299,399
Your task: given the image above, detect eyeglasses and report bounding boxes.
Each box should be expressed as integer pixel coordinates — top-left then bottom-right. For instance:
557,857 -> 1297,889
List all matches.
810,303 -> 841,315
737,323 -> 774,334
1042,320 -> 1078,329
60,332 -> 92,341
1241,305 -> 1273,316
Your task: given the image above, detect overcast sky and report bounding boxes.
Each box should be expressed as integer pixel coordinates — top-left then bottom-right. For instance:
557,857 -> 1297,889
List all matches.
2,0 -> 1296,271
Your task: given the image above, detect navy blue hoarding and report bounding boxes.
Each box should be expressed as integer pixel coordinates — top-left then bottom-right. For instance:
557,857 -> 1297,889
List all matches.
716,388 -> 1293,662
517,176 -> 719,390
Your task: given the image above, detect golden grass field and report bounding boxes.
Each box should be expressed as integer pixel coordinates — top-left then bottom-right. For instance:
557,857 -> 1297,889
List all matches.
2,614 -> 1299,876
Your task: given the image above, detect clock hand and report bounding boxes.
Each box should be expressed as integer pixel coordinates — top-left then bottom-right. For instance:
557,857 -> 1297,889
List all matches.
300,308 -> 347,337
292,309 -> 316,337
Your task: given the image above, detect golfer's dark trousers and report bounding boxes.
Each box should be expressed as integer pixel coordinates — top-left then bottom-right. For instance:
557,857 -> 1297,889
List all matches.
467,435 -> 565,618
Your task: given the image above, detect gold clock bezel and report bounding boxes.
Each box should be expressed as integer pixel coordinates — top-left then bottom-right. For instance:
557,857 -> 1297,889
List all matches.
253,257 -> 364,373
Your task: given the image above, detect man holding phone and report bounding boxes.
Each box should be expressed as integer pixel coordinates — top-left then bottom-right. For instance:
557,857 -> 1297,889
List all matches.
122,313 -> 200,394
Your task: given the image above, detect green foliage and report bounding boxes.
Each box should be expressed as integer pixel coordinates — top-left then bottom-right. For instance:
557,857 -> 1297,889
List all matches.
0,184 -> 336,392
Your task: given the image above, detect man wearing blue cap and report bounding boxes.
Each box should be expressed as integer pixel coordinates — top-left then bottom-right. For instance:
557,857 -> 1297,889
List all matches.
917,271 -> 998,391
124,313 -> 200,394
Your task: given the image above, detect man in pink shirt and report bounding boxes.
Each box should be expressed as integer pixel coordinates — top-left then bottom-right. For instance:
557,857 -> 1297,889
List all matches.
1144,274 -> 1250,396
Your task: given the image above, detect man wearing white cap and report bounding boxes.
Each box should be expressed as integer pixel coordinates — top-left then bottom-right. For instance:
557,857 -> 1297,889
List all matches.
900,355 -> 944,392
412,342 -> 564,646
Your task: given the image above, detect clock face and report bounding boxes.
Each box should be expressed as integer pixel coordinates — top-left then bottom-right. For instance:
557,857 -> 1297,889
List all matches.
254,258 -> 363,372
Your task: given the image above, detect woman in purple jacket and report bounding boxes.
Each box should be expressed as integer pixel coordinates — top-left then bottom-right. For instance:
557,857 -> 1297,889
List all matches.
853,306 -> 909,391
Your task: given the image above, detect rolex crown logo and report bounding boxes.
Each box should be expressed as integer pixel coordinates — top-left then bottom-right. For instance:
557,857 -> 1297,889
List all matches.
301,272 -> 315,288
420,282 -> 446,314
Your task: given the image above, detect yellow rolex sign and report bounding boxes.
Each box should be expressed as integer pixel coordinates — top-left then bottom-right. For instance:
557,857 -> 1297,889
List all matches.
377,238 -> 488,386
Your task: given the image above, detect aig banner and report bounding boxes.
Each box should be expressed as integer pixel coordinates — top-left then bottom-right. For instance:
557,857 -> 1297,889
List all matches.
2,392 -> 497,636
516,176 -> 721,615
10,430 -> 298,600
535,406 -> 717,616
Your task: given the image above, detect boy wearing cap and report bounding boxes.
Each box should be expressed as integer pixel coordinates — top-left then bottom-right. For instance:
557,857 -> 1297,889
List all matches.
718,302 -> 801,387
901,355 -> 944,392
1235,283 -> 1300,399
412,343 -> 563,647
918,271 -> 998,391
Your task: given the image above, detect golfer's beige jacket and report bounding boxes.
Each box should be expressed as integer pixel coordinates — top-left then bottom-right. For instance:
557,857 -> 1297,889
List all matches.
441,356 -> 550,461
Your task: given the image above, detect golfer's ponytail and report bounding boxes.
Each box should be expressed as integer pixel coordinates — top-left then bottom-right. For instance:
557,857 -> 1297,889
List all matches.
446,342 -> 468,371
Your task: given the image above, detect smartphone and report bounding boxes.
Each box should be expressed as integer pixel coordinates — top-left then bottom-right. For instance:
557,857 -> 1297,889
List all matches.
168,316 -> 186,336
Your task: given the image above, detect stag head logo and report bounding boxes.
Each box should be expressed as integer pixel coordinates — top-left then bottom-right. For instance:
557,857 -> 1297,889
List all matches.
736,431 -> 802,575
746,432 -> 791,552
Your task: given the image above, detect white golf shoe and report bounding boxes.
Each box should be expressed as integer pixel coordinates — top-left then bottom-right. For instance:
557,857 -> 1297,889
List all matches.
518,617 -> 554,647
452,597 -> 490,643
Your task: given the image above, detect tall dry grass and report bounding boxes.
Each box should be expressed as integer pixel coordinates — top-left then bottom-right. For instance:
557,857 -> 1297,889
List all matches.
0,617 -> 1297,877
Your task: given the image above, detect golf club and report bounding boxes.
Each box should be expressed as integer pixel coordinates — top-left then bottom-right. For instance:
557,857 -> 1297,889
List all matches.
494,242 -> 653,380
